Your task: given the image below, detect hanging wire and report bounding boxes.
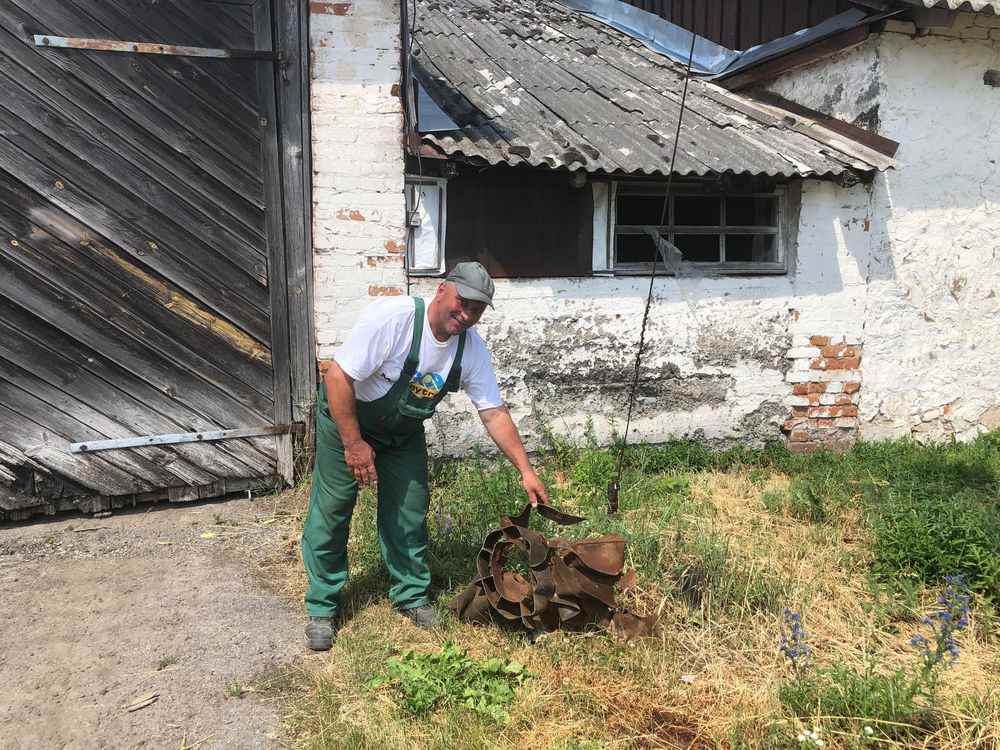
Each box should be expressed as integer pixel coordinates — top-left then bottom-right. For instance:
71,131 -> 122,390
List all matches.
612,31 -> 699,497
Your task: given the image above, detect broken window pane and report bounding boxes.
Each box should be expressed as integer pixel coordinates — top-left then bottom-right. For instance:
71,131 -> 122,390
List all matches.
675,196 -> 720,226
674,234 -> 720,262
726,234 -> 777,263
726,196 -> 777,227
612,181 -> 785,273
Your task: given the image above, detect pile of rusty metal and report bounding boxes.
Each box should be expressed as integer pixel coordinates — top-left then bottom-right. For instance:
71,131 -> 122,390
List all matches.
448,503 -> 654,639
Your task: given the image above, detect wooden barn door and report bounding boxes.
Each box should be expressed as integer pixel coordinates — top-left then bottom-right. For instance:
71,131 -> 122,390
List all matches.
0,0 -> 307,519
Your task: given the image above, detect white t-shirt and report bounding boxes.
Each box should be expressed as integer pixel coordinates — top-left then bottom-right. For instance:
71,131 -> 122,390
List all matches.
334,297 -> 504,410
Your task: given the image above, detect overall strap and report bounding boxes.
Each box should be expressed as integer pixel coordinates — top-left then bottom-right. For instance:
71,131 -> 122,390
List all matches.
402,297 -> 424,376
445,331 -> 467,392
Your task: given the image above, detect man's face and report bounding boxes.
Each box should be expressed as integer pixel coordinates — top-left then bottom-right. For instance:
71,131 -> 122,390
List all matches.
436,282 -> 487,336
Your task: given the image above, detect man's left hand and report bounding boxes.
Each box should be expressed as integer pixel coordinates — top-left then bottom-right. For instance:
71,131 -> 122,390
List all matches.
521,469 -> 549,507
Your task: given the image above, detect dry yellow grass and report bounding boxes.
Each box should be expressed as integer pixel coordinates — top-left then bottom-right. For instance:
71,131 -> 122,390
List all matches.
250,467 -> 999,750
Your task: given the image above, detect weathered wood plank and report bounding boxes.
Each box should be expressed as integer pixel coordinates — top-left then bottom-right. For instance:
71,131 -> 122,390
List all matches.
59,0 -> 264,137
0,0 -> 264,206
0,249 -> 274,428
0,320 -> 264,480
255,0 -> 293,486
0,30 -> 264,243
0,359 -> 216,487
11,0 -> 262,178
0,257 -> 276,433
0,303 -> 273,476
0,131 -> 272,343
154,0 -> 259,101
276,0 -> 317,424
0,400 -> 147,496
0,187 -> 274,401
0,67 -> 268,277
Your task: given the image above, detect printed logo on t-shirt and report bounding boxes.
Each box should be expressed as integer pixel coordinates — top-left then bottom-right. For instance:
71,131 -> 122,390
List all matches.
409,371 -> 445,399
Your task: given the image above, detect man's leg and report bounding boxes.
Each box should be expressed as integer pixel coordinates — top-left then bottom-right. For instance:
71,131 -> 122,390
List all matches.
301,407 -> 359,622
373,430 -> 432,612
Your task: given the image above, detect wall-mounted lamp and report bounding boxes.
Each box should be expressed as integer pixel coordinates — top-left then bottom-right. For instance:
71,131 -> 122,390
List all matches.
442,161 -> 459,178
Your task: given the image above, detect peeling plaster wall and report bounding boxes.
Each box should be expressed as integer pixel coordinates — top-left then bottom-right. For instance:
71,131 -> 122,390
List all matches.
764,14 -> 1000,443
308,5 -> 999,456
412,172 -> 876,455
309,0 -> 409,358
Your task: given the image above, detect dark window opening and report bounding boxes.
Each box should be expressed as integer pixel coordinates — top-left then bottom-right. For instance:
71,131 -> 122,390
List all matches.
612,183 -> 784,273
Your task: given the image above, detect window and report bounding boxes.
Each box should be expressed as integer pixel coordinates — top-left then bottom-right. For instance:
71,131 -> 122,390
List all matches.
608,181 -> 788,274
405,176 -> 447,275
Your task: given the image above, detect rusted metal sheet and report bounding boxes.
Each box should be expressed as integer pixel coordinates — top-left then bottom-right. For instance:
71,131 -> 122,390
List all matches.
449,503 -> 654,638
33,34 -> 279,59
70,424 -> 305,454
413,0 -> 895,179
621,0 -> 858,48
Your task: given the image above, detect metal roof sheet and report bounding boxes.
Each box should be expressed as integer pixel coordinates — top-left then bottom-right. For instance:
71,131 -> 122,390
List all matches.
413,0 -> 895,178
897,0 -> 997,13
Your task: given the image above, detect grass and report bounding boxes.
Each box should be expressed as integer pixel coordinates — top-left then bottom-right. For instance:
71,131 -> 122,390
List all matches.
254,433 -> 1000,749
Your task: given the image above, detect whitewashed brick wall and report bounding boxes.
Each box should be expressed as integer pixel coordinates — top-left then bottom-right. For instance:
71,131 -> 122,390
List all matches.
310,0 -> 408,359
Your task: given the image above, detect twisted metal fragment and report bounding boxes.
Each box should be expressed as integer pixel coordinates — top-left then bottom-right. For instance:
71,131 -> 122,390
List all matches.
448,504 -> 654,639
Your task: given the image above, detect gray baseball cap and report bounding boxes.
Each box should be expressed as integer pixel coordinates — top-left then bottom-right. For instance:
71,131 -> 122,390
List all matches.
446,261 -> 495,308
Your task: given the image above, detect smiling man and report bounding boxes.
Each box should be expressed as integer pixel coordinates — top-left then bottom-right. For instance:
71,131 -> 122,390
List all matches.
301,262 -> 549,651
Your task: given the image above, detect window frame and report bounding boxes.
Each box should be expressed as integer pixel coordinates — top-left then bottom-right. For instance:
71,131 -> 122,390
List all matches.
608,181 -> 790,275
404,175 -> 448,276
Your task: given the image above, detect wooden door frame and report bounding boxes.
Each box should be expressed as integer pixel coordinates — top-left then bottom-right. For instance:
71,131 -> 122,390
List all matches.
257,0 -> 314,485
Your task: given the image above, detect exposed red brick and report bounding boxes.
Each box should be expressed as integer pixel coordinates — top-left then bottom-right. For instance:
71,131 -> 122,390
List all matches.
789,430 -> 812,443
311,2 -> 351,15
369,285 -> 403,296
791,406 -> 809,418
843,382 -> 861,394
783,419 -> 808,432
336,209 -> 365,222
821,345 -> 860,358
366,257 -> 377,267
813,418 -> 836,428
807,394 -> 821,405
810,356 -> 861,370
808,405 -> 859,419
809,336 -> 830,346
943,403 -> 953,415
806,382 -> 827,394
835,393 -> 854,405
792,383 -> 810,395
384,240 -> 405,254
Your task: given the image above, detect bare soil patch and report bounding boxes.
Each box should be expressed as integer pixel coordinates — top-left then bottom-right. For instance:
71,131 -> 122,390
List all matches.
0,496 -> 308,750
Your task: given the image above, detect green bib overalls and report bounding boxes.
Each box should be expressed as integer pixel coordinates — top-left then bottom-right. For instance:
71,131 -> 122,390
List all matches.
302,297 -> 466,616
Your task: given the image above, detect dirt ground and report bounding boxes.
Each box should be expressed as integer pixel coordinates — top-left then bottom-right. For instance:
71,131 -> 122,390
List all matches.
0,495 -> 309,750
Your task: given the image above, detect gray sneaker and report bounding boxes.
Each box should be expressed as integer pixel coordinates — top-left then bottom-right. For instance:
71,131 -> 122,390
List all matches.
400,605 -> 439,628
305,616 -> 336,651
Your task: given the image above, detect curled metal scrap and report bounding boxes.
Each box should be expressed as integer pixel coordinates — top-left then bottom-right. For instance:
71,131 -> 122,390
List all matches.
447,503 -> 655,639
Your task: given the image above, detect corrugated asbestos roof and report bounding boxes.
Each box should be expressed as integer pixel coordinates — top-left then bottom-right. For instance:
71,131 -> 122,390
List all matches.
413,0 -> 895,178
898,0 -> 997,13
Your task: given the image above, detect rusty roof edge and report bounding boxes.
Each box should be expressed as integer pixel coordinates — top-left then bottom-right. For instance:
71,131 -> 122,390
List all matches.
704,85 -> 898,172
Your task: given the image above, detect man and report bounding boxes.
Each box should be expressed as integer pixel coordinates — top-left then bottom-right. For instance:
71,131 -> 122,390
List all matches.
301,262 -> 549,651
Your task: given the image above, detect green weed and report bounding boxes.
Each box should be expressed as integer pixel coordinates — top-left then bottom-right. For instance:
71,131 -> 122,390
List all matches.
368,642 -> 530,723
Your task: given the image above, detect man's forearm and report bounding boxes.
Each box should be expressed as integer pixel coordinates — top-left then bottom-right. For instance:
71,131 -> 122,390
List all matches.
324,363 -> 363,445
479,406 -> 533,475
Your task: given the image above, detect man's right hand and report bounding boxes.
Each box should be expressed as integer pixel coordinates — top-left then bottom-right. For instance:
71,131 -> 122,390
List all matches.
344,438 -> 377,488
